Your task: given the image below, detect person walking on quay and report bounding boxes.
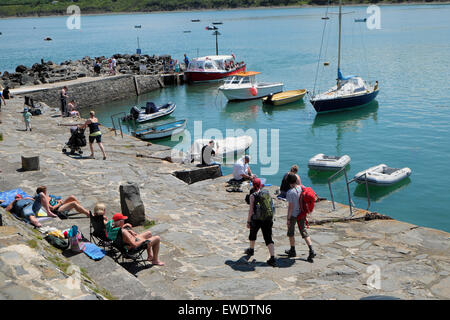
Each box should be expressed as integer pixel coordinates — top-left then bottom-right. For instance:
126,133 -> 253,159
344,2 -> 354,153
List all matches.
285,173 -> 316,262
0,85 -> 6,111
183,54 -> 189,70
80,110 -> 107,160
60,86 -> 69,117
23,107 -> 32,131
244,178 -> 277,267
278,165 -> 301,199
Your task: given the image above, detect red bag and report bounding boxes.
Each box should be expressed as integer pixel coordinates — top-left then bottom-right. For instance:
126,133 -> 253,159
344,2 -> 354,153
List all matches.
297,185 -> 317,228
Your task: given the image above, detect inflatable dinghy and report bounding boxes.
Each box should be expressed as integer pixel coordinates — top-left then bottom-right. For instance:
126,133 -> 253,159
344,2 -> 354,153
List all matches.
190,136 -> 253,161
308,153 -> 351,171
354,164 -> 411,186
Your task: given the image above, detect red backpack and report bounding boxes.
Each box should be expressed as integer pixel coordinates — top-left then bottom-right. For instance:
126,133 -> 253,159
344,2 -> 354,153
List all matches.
298,185 -> 317,227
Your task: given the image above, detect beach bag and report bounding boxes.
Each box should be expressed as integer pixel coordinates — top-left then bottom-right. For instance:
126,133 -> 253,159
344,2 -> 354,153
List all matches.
45,234 -> 69,250
252,189 -> 275,221
68,225 -> 86,253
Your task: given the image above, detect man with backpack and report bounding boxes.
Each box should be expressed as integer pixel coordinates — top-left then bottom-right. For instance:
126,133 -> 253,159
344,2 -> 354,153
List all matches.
244,178 -> 277,267
285,173 -> 316,263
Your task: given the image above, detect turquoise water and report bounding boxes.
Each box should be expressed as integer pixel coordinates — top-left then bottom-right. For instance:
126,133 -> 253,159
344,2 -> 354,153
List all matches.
1,5 -> 450,232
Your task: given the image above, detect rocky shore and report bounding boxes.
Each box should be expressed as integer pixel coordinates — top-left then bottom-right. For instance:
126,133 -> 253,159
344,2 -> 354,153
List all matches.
1,53 -> 179,89
0,96 -> 449,300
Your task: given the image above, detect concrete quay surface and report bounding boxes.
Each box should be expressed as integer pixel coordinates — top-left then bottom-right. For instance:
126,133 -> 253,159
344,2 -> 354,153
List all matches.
0,96 -> 449,300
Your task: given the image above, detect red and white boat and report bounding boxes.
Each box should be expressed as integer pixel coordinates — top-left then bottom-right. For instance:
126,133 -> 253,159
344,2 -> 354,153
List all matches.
184,55 -> 246,83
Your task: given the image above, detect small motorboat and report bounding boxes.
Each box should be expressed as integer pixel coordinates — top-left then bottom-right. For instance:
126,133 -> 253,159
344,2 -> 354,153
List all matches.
219,71 -> 283,101
262,89 -> 306,106
354,164 -> 411,186
355,18 -> 367,23
212,22 -> 223,25
134,25 -> 142,28
205,25 -> 218,30
133,119 -> 186,140
190,136 -> 253,161
308,153 -> 351,171
183,31 -> 191,33
44,37 -> 52,41
184,55 -> 246,82
123,102 -> 176,123
191,19 -> 200,22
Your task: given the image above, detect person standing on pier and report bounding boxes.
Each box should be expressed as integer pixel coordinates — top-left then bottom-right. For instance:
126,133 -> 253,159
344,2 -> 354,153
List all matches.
60,86 -> 69,117
23,107 -> 32,131
284,173 -> 316,263
278,165 -> 301,199
80,110 -> 107,160
183,54 -> 189,70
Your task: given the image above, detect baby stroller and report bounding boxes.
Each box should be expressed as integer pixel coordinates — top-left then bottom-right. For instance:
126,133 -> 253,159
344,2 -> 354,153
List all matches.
62,126 -> 86,155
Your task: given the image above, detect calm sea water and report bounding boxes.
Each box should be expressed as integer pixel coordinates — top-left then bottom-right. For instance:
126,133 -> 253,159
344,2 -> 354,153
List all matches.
1,5 -> 450,232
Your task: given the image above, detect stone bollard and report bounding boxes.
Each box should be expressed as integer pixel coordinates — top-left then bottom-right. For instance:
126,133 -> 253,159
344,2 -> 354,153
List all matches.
119,182 -> 145,227
21,155 -> 40,171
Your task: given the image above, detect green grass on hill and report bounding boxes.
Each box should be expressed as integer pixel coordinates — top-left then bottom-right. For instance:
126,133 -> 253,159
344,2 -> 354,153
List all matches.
0,0 -> 444,17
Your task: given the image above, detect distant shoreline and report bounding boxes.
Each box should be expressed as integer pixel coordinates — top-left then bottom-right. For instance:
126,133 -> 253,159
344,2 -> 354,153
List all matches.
0,2 -> 449,20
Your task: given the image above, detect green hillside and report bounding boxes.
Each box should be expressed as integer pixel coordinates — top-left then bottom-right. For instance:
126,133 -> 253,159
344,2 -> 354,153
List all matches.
0,0 -> 444,17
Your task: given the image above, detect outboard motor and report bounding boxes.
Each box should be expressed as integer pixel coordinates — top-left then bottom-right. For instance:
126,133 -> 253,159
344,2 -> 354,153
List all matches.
130,106 -> 141,120
267,93 -> 274,102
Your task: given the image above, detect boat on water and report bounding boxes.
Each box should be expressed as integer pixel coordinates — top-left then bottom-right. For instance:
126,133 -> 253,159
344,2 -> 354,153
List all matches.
219,71 -> 283,101
122,102 -> 176,123
191,19 -> 200,22
133,119 -> 187,140
205,25 -> 218,30
354,18 -> 367,22
262,89 -> 306,106
190,136 -> 253,161
309,0 -> 379,113
308,153 -> 351,171
184,55 -> 246,82
354,164 -> 411,186
212,22 -> 223,25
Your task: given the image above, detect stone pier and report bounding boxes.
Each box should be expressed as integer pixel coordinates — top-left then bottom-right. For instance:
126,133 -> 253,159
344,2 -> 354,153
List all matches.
0,96 -> 449,300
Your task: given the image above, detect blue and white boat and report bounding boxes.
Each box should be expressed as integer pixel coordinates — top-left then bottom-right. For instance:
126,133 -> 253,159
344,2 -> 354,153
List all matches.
310,0 -> 379,113
123,102 -> 176,123
133,119 -> 187,140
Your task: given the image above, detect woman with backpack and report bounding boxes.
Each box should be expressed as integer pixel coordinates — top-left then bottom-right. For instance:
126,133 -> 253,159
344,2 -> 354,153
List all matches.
244,178 -> 277,267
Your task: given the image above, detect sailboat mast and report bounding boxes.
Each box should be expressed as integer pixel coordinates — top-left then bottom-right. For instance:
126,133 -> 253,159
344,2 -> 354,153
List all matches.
337,0 -> 342,83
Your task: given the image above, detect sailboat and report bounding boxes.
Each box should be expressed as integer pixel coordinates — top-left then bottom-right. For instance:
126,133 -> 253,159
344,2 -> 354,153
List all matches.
310,0 -> 379,113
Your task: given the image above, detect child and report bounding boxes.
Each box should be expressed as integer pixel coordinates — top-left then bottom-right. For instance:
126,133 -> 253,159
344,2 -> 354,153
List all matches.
23,107 -> 32,131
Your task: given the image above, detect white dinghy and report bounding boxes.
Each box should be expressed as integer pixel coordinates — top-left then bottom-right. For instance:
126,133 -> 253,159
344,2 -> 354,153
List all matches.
190,136 -> 253,161
354,164 -> 411,186
308,153 -> 351,171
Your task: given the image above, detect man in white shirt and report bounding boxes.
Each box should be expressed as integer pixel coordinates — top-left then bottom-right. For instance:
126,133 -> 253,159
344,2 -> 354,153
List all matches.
232,156 -> 254,181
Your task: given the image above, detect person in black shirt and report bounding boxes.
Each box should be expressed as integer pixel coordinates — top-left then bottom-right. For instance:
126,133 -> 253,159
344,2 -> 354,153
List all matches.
278,165 -> 301,199
201,140 -> 222,176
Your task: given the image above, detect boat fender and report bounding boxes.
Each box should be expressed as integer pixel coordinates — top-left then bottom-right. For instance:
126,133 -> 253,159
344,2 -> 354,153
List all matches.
250,86 -> 258,96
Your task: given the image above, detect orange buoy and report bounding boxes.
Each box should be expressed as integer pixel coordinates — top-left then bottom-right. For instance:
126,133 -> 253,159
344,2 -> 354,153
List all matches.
250,87 -> 258,96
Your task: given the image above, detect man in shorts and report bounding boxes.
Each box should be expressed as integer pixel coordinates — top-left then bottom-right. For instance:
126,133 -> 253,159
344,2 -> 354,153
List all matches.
285,173 -> 316,262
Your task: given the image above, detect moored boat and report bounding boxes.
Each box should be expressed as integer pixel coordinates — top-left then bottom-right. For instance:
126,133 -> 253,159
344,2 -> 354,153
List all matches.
122,102 -> 176,123
262,89 -> 306,106
133,119 -> 187,140
308,153 -> 351,171
354,164 -> 412,186
184,55 -> 246,82
190,136 -> 253,161
218,71 -> 283,101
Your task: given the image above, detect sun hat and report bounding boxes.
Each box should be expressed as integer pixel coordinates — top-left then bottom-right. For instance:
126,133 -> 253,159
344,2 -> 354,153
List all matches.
112,213 -> 128,222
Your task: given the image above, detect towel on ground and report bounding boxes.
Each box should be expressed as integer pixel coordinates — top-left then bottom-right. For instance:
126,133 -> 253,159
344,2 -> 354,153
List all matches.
0,188 -> 32,208
82,243 -> 106,261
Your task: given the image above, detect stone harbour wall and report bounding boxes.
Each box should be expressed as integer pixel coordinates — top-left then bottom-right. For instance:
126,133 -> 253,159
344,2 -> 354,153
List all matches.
18,75 -> 161,109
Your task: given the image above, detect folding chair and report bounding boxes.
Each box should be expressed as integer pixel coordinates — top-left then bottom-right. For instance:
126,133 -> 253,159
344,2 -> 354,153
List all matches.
112,228 -> 149,267
89,212 -> 114,251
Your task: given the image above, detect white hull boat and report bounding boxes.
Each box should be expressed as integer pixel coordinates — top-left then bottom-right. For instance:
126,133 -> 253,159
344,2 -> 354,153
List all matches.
308,153 -> 351,171
190,136 -> 253,161
219,71 -> 283,101
133,120 -> 186,140
354,164 -> 411,186
123,102 -> 176,123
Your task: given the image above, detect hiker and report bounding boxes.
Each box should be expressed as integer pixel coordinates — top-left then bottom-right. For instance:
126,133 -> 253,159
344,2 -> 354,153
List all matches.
33,186 -> 90,219
244,178 -> 276,267
278,165 -> 301,199
5,194 -> 42,227
284,173 -> 316,262
79,110 -> 107,160
201,140 -> 223,175
23,107 -> 32,131
108,213 -> 165,266
60,86 -> 69,117
232,155 -> 254,181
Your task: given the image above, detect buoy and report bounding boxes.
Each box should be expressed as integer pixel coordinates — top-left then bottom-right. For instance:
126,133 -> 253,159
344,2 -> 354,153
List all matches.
250,87 -> 258,96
